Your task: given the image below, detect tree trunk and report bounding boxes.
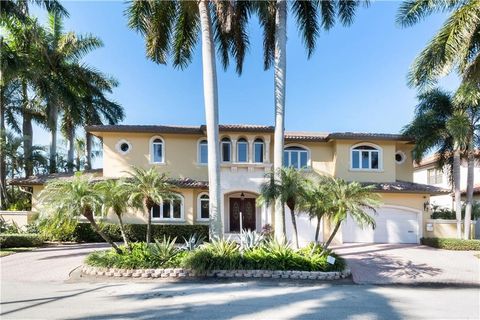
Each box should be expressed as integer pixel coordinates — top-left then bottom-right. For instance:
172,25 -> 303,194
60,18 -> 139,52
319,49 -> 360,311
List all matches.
48,102 -> 59,174
85,131 -> 92,170
323,221 -> 341,251
273,0 -> 287,241
453,146 -> 462,238
0,83 -> 7,209
84,209 -> 121,254
145,200 -> 152,245
67,126 -> 75,173
198,0 -> 222,239
117,212 -> 130,250
290,208 -> 299,248
464,142 -> 474,239
21,81 -> 33,177
315,216 -> 321,243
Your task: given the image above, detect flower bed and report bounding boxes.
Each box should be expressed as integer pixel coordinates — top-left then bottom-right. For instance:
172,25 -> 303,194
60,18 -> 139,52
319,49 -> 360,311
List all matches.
80,265 -> 351,280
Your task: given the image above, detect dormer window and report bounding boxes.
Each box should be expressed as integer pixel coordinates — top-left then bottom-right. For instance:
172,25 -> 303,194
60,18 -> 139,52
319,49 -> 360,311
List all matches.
150,137 -> 164,164
351,144 -> 382,170
237,138 -> 248,162
254,138 -> 264,163
221,137 -> 232,162
283,146 -> 309,169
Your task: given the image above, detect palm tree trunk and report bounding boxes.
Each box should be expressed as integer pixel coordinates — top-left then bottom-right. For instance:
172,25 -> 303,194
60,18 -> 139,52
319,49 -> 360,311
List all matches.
290,208 -> 299,248
85,131 -> 92,170
323,221 -> 341,251
48,102 -> 59,174
0,84 -> 7,210
116,213 -> 130,250
145,200 -> 152,245
464,142 -> 474,239
198,0 -> 222,239
84,208 -> 121,254
67,126 -> 75,173
273,0 -> 287,241
21,81 -> 33,177
453,146 -> 462,238
315,216 -> 321,243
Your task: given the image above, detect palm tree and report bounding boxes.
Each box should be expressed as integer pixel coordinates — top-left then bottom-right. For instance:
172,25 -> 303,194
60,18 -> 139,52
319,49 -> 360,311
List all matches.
38,173 -> 122,253
322,177 -> 381,251
126,0 -> 250,239
258,167 -> 308,248
402,88 -> 468,238
0,0 -> 68,21
95,179 -> 131,250
255,0 -> 368,240
397,0 -> 480,88
300,179 -> 331,243
123,166 -> 174,244
452,84 -> 480,239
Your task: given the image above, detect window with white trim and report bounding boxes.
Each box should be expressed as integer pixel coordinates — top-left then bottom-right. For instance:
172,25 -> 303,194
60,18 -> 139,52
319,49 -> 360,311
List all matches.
198,139 -> 208,164
427,168 -> 443,184
237,138 -> 248,162
151,195 -> 184,220
351,145 -> 380,170
254,138 -> 264,163
197,193 -> 209,220
151,137 -> 164,163
221,137 -> 231,162
283,146 -> 309,169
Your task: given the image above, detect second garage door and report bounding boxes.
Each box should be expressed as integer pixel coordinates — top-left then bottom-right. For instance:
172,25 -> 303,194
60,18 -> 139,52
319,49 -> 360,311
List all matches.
342,206 -> 419,244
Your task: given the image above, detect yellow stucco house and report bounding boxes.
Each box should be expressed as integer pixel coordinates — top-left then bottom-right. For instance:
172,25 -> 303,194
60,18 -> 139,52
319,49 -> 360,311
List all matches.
11,124 -> 449,245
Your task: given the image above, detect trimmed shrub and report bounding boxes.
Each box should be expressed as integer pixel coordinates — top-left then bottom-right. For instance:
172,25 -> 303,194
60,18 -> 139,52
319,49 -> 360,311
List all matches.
421,238 -> 480,251
0,234 -> 43,248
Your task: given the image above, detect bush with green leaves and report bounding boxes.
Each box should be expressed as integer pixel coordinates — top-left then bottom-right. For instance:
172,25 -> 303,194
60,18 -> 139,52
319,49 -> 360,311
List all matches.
0,234 -> 43,248
421,238 -> 480,251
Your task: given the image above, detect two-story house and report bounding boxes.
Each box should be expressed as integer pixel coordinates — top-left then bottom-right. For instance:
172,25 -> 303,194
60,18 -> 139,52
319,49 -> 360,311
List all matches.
12,124 -> 448,245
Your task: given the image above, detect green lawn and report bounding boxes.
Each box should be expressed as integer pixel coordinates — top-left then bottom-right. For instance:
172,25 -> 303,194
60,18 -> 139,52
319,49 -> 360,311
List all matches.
0,247 -> 36,257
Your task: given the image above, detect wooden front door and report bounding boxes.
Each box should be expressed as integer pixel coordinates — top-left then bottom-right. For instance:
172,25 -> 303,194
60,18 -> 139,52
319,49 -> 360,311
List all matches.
229,198 -> 256,232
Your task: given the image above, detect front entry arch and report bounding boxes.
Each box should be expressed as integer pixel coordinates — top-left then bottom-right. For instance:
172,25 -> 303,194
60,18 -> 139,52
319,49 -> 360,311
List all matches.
229,197 -> 256,232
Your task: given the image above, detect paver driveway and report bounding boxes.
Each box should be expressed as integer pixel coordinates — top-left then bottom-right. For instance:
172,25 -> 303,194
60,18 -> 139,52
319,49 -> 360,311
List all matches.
333,243 -> 480,285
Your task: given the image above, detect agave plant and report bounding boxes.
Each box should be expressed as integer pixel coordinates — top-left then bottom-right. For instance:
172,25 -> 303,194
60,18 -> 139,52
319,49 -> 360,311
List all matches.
182,233 -> 206,251
150,236 -> 179,265
204,237 -> 238,256
240,230 -> 265,251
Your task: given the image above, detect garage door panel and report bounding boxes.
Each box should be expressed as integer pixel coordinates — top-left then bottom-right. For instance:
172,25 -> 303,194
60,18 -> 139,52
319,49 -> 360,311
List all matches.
342,207 -> 419,244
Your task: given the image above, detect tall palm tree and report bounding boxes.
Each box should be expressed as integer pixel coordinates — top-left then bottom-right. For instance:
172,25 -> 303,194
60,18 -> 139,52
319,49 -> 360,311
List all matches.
258,167 -> 308,248
95,179 -> 131,250
300,179 -> 331,243
123,166 -> 174,245
0,0 -> 68,21
402,88 -> 465,238
255,0 -> 368,240
397,0 -> 480,88
38,173 -> 122,253
321,177 -> 381,250
126,0 -> 250,239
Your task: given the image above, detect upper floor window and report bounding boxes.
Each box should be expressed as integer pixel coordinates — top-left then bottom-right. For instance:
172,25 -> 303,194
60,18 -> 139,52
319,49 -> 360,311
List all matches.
254,138 -> 264,163
197,193 -> 209,220
198,139 -> 208,164
221,137 -> 232,162
351,144 -> 381,170
150,137 -> 164,163
237,138 -> 248,162
151,195 -> 184,220
427,168 -> 443,185
283,146 -> 309,169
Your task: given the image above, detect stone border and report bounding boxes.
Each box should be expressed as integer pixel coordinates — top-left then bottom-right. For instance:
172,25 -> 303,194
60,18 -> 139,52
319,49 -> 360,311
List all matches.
81,265 -> 351,280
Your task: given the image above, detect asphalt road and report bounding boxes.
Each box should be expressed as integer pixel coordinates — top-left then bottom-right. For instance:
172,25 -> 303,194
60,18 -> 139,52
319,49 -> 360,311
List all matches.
1,244 -> 479,319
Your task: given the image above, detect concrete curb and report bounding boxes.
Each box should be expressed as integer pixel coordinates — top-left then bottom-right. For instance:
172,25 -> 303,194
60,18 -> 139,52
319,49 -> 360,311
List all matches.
81,265 -> 351,281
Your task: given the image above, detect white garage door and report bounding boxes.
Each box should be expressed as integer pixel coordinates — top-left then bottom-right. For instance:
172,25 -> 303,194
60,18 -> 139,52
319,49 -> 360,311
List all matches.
342,206 -> 419,244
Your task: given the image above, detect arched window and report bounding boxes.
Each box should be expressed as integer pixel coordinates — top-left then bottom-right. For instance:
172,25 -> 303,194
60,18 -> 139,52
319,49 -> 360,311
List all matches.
221,137 -> 232,162
198,139 -> 208,164
351,144 -> 382,170
237,138 -> 248,162
150,136 -> 164,163
283,146 -> 309,169
151,194 -> 184,220
197,193 -> 209,220
253,138 -> 264,163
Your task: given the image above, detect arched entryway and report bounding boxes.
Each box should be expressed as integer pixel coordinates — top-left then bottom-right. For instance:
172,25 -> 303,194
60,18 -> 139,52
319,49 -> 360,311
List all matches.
223,191 -> 261,233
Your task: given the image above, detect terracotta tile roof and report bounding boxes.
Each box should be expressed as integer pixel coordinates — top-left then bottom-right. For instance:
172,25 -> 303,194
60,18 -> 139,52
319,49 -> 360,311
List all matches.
86,125 -> 202,134
214,124 -> 274,132
361,180 -> 449,195
328,132 -> 413,142
461,185 -> 480,195
285,132 -> 329,142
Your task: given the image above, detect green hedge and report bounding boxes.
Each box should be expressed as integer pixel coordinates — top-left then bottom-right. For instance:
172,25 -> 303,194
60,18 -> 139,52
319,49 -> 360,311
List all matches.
421,238 -> 480,251
43,223 -> 209,243
0,234 -> 43,248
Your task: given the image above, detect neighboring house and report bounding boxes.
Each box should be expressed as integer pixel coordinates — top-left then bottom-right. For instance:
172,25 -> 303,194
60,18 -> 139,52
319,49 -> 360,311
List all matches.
414,154 -> 480,209
10,124 -> 448,245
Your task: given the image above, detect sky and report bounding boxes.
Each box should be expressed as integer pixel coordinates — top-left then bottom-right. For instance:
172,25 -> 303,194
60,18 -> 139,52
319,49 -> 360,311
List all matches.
30,0 -> 459,148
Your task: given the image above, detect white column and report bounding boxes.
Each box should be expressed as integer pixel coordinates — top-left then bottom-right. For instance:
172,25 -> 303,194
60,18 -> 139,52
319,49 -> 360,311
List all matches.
248,138 -> 254,163
231,138 -> 237,163
265,136 -> 271,163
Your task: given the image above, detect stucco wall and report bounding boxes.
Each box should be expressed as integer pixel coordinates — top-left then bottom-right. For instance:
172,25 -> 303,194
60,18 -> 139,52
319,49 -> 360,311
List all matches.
423,219 -> 477,239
